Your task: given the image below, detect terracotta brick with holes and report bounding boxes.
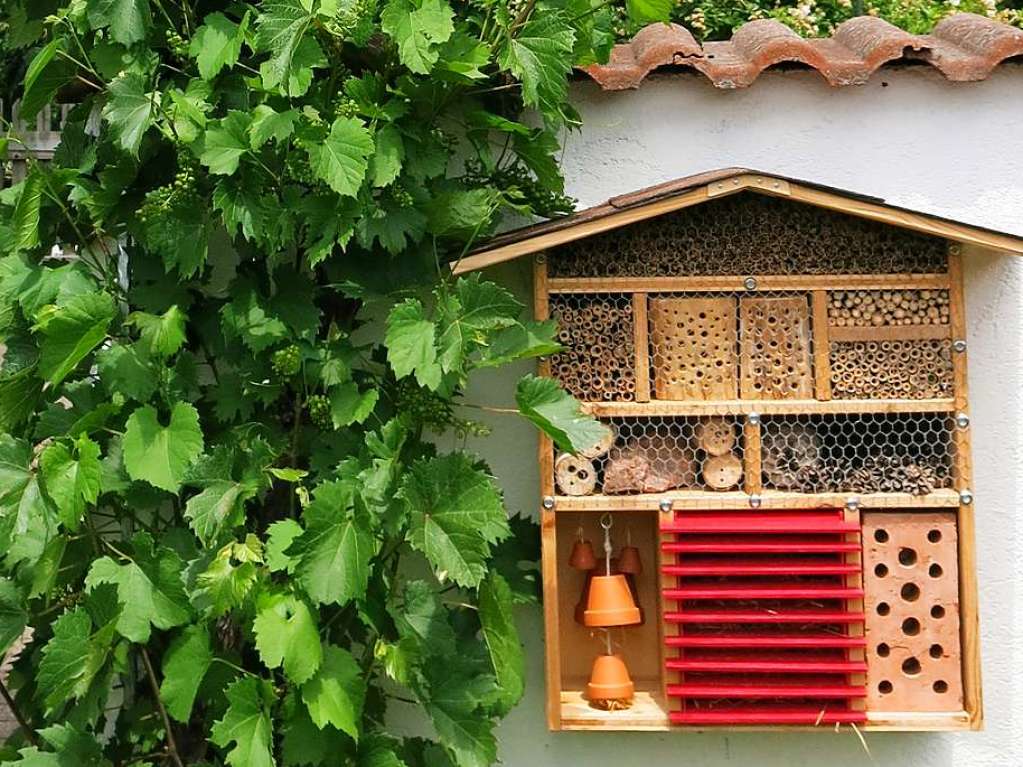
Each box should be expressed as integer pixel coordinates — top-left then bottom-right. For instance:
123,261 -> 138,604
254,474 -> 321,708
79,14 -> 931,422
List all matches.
862,512 -> 963,712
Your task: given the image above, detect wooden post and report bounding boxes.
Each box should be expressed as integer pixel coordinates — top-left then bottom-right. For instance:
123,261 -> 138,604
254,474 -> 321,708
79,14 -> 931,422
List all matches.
844,506 -> 866,713
632,293 -> 651,402
947,244 -> 982,728
812,290 -> 833,401
743,418 -> 762,495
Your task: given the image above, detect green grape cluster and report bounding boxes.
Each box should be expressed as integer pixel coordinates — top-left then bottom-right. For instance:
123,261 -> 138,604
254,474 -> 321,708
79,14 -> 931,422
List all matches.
285,150 -> 317,186
333,97 -> 359,120
306,394 -> 332,429
271,345 -> 302,378
325,0 -> 377,46
390,184 -> 414,208
138,149 -> 201,225
164,28 -> 189,58
395,378 -> 454,430
465,160 -> 575,218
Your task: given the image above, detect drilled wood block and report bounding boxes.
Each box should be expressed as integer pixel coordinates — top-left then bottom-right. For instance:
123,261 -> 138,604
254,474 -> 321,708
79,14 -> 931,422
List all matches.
862,512 -> 963,712
649,297 -> 737,400
739,296 -> 814,400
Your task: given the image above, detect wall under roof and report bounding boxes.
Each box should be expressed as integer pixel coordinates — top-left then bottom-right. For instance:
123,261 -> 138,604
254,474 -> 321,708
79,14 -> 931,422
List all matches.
433,64 -> 1023,767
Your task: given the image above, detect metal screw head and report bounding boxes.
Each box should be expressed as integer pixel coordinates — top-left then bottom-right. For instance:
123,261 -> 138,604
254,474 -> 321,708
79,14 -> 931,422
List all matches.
952,339 -> 967,353
658,499 -> 673,512
748,494 -> 762,509
747,412 -> 761,426
542,496 -> 555,510
845,496 -> 860,511
960,489 -> 974,505
955,412 -> 970,429
949,244 -> 962,256
743,276 -> 758,291
535,253 -> 546,265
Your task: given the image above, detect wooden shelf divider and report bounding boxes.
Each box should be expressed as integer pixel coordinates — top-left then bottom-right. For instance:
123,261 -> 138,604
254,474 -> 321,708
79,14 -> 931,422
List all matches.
828,324 -> 951,342
549,273 -> 951,294
582,398 -> 955,418
551,489 -> 961,512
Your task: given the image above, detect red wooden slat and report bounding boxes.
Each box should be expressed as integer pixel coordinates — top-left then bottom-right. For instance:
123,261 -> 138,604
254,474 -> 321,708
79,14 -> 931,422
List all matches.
665,609 -> 864,624
661,512 -> 858,534
670,709 -> 867,725
662,539 -> 861,554
666,657 -> 868,674
666,634 -> 866,649
667,683 -> 866,699
664,584 -> 864,600
662,561 -> 859,577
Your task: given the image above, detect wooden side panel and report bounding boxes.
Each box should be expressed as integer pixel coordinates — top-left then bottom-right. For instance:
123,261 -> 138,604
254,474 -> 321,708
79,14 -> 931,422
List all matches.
649,296 -> 738,400
739,296 -> 814,400
633,293 -> 651,402
811,290 -> 833,401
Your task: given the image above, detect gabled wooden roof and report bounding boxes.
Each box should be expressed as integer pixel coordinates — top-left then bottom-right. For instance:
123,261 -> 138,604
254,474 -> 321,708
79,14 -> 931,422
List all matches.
453,168 -> 1023,274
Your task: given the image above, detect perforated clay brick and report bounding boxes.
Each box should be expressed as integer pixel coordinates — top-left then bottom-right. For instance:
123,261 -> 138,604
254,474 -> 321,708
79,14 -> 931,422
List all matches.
862,512 -> 963,712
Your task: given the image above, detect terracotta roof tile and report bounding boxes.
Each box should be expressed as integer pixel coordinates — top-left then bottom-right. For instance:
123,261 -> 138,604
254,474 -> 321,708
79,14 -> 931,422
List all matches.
581,13 -> 1023,90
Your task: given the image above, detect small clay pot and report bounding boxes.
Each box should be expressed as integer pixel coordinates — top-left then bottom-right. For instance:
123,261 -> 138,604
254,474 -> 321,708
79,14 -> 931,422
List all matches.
583,574 -> 641,627
616,545 -> 643,576
569,539 -> 597,570
586,653 -> 635,703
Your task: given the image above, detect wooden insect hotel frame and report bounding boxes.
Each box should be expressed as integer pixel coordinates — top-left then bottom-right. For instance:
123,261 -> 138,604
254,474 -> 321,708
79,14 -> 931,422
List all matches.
460,170 -> 1023,733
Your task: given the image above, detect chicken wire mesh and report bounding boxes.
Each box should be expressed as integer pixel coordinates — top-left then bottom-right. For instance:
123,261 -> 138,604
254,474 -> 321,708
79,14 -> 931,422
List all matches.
830,340 -> 953,400
548,194 -> 949,278
827,289 -> 950,328
548,293 -> 636,402
760,414 -> 956,495
553,417 -> 745,496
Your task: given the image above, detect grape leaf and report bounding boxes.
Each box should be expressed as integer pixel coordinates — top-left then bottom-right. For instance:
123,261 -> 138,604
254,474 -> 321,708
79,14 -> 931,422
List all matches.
265,519 -> 302,574
84,532 -> 191,642
36,291 -> 116,386
497,14 -> 575,118
371,124 -> 404,187
250,105 -> 298,149
305,117 -> 373,197
123,403 -> 204,492
202,111 -> 253,175
0,578 -> 27,656
385,299 -> 441,390
254,591 -> 322,685
39,435 -> 102,530
128,304 -> 187,358
514,374 -> 610,454
400,453 -> 509,588
300,644 -> 365,739
211,677 -> 276,767
96,343 -> 159,401
20,39 -> 75,122
329,383 -> 379,428
477,572 -> 524,716
256,0 -> 316,93
88,0 -> 151,45
102,73 -> 156,156
184,480 -> 253,547
381,0 -> 455,75
290,481 -> 374,606
160,624 -> 213,722
625,0 -> 673,24
191,11 -> 248,80
36,608 -> 114,716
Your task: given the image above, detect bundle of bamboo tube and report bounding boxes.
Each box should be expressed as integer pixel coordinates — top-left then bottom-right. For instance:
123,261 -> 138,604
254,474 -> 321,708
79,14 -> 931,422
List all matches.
828,289 -> 949,328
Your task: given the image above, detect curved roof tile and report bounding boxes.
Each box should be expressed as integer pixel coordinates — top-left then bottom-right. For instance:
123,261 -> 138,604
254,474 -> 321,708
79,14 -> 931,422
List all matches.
581,12 -> 1023,90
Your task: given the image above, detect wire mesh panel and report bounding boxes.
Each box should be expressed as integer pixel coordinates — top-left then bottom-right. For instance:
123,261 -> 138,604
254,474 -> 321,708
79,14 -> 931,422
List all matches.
760,414 -> 956,495
830,340 -> 954,400
827,289 -> 950,329
548,194 -> 949,278
553,416 -> 745,496
549,293 -> 636,402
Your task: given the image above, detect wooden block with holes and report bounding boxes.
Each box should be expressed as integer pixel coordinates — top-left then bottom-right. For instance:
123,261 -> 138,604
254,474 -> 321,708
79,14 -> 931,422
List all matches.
739,296 -> 814,400
862,512 -> 963,712
649,297 -> 737,400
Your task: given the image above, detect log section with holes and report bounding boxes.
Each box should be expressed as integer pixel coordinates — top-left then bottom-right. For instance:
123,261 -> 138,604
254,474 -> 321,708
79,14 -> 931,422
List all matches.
530,195 -> 979,731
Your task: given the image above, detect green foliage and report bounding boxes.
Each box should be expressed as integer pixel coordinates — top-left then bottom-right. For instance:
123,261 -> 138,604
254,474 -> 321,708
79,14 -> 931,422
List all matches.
0,1 -> 640,762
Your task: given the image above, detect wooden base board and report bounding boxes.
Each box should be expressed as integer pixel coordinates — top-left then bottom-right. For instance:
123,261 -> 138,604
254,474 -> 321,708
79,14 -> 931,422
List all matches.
552,489 -> 961,512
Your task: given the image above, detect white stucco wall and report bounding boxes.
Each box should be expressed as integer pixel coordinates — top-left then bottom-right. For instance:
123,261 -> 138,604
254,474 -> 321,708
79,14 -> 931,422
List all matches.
460,63 -> 1023,766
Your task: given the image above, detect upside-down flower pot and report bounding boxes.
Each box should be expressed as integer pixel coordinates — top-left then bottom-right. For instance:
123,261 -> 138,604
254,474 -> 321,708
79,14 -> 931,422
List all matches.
616,545 -> 643,575
569,539 -> 598,570
582,574 -> 641,627
586,653 -> 635,706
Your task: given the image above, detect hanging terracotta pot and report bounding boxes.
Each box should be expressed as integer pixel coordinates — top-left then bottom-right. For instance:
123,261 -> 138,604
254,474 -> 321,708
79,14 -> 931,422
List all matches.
583,574 -> 641,627
616,545 -> 642,575
569,539 -> 597,570
586,653 -> 635,707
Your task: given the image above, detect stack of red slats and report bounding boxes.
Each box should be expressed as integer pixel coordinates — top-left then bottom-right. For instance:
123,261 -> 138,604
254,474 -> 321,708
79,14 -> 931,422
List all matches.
661,510 -> 866,725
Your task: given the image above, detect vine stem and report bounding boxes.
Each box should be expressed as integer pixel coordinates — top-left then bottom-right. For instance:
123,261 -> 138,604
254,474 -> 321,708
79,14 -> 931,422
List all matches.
139,647 -> 185,767
0,676 -> 38,746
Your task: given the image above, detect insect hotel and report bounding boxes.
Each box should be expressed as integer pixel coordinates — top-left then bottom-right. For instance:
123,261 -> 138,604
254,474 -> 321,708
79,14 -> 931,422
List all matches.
457,169 -> 1023,732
